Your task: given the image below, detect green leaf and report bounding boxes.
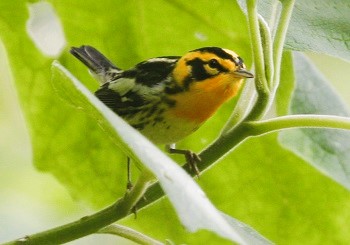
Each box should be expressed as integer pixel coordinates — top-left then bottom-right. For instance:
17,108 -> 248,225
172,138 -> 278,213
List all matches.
285,0 -> 350,61
220,212 -> 272,245
279,52 -> 350,190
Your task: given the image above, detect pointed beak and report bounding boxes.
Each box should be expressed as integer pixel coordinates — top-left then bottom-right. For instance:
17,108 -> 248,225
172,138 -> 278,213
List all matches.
233,68 -> 254,78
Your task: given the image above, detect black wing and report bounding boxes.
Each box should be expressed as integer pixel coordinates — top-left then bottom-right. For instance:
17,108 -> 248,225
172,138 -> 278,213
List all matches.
95,82 -> 151,117
123,56 -> 179,87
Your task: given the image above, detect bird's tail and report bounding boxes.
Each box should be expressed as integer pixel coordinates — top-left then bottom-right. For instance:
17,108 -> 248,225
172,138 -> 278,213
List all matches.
70,45 -> 121,84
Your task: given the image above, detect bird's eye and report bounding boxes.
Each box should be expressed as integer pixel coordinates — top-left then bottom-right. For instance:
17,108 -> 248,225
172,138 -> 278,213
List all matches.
208,59 -> 219,68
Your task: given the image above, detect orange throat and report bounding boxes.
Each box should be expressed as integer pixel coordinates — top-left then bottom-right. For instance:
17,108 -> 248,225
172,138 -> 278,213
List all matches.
169,75 -> 243,123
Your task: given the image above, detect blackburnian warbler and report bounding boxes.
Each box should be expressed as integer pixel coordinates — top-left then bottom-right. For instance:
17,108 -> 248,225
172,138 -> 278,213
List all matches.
70,46 -> 253,174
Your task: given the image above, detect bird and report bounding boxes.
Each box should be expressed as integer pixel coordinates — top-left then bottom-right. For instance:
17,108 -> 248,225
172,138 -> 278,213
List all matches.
70,45 -> 253,177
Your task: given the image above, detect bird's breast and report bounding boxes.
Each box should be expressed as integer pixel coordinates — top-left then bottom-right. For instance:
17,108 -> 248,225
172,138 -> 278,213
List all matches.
168,74 -> 243,123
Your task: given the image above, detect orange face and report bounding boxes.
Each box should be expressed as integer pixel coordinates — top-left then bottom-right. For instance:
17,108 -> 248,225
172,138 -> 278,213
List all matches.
169,47 -> 253,123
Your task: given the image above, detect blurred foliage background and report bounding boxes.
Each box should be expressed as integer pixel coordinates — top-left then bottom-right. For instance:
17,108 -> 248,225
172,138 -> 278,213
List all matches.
1,0 -> 350,244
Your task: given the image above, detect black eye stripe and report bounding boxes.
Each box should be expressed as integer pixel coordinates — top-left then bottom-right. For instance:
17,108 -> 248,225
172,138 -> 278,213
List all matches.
186,57 -> 233,78
182,57 -> 230,90
206,59 -> 228,72
186,58 -> 209,81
